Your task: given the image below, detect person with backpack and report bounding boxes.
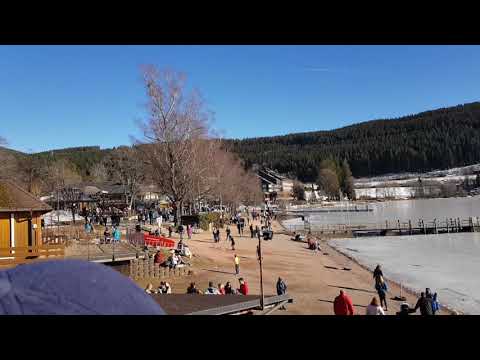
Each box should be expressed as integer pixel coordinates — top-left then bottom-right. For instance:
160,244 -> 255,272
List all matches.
375,276 -> 388,311
413,292 -> 434,315
373,264 -> 383,284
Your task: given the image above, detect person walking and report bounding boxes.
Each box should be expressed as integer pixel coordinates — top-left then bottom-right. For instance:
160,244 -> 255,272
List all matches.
178,224 -> 184,241
250,224 -> 254,238
373,264 -> 383,283
226,226 -> 231,242
149,210 -> 153,225
375,276 -> 389,311
413,292 -> 434,315
113,226 -> 121,242
231,236 -> 236,251
333,290 -> 355,315
276,277 -> 287,310
168,225 -> 173,238
432,293 -> 440,315
187,224 -> 192,239
234,254 -> 240,275
237,221 -> 242,236
366,297 -> 385,315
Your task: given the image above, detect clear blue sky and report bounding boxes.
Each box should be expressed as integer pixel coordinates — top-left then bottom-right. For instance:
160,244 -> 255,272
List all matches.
1,45 -> 480,153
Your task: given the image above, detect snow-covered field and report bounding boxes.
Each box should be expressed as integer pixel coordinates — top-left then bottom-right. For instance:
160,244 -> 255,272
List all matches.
42,210 -> 77,225
355,163 -> 480,185
329,233 -> 480,314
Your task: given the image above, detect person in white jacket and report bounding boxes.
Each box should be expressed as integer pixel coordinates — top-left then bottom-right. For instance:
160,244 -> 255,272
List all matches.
366,297 -> 385,315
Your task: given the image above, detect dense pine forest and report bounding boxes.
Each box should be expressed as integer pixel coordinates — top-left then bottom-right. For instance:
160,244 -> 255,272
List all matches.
2,102 -> 480,184
226,102 -> 480,182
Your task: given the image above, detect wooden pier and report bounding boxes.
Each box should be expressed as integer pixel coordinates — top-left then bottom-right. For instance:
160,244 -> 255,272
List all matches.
285,216 -> 480,237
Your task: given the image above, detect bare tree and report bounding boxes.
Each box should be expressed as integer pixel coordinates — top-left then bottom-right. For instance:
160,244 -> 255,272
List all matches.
90,161 -> 109,183
45,159 -> 82,223
17,155 -> 49,196
136,66 -> 213,225
106,146 -> 145,212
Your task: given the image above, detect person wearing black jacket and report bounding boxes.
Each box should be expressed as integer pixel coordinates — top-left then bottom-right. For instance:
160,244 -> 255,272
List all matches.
414,292 -> 434,315
276,277 -> 287,310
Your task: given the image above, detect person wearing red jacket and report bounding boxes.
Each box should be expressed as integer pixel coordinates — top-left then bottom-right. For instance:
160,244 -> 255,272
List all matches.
333,290 -> 355,315
238,278 -> 249,295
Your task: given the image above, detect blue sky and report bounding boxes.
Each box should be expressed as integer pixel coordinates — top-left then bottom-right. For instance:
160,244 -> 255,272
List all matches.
1,45 -> 479,153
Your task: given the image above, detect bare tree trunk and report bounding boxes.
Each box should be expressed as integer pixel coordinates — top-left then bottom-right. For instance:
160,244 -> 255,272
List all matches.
174,201 -> 182,226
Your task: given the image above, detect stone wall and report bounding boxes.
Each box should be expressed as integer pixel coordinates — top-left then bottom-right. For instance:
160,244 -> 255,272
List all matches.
129,256 -> 191,280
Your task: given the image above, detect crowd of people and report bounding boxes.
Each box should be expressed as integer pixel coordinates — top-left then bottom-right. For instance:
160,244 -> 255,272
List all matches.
145,281 -> 172,294
332,264 -> 442,316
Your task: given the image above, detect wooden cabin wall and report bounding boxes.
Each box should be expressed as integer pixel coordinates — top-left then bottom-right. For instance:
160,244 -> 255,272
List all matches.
0,213 -> 10,248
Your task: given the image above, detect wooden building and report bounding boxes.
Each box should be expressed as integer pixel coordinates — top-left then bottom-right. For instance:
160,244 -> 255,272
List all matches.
0,180 -> 52,249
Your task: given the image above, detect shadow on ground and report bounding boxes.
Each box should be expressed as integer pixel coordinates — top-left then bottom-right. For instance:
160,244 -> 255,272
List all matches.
328,284 -> 376,294
318,299 -> 367,308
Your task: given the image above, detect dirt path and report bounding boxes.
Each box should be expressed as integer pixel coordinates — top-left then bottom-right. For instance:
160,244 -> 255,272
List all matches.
150,219 -> 448,315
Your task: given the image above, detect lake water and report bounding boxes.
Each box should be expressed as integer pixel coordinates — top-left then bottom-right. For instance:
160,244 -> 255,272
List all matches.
281,197 -> 480,314
329,233 -> 480,315
282,196 -> 480,229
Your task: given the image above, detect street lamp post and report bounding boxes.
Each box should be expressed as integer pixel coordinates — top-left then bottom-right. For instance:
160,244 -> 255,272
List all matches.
258,237 -> 264,310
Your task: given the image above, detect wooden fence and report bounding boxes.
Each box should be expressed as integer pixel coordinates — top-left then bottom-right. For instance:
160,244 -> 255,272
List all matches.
0,244 -> 65,268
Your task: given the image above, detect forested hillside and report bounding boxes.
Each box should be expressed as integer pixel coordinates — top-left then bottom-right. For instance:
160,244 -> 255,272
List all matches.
33,146 -> 112,178
3,102 -> 480,185
226,102 -> 480,182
